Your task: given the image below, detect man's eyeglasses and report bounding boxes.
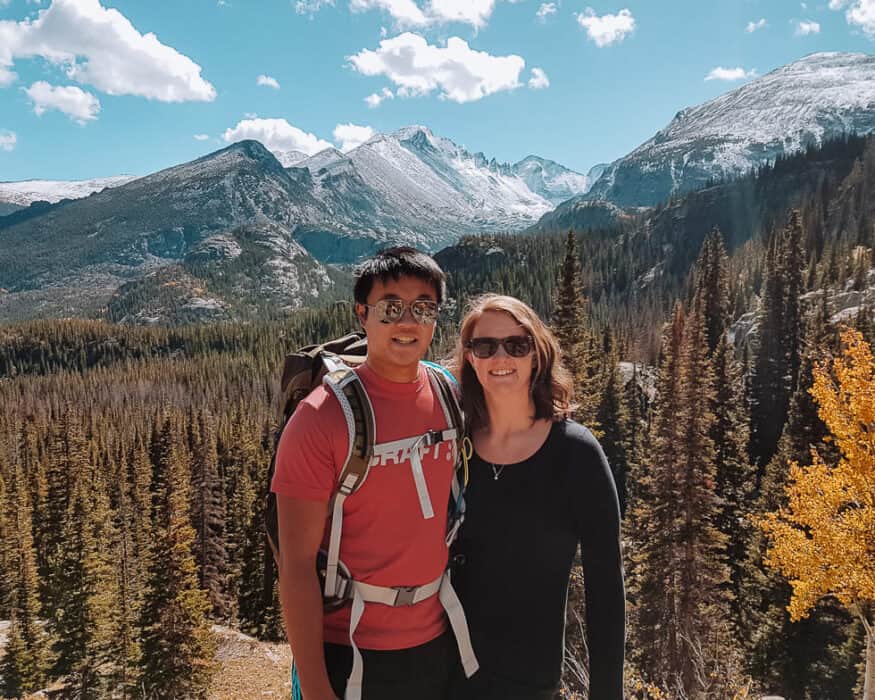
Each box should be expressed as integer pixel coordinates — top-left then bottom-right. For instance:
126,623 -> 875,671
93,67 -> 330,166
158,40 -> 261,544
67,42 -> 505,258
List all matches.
465,335 -> 534,359
363,299 -> 440,325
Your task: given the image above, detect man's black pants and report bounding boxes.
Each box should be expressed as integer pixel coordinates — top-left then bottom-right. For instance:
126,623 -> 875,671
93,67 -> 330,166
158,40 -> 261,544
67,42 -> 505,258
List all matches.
325,631 -> 455,700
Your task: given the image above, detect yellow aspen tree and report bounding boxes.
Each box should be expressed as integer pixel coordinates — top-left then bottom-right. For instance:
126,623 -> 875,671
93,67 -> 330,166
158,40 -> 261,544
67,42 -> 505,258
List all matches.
758,328 -> 875,699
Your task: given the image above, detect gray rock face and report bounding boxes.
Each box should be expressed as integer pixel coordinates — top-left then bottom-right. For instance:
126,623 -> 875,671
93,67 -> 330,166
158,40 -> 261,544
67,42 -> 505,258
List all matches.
512,156 -> 603,205
586,52 -> 875,207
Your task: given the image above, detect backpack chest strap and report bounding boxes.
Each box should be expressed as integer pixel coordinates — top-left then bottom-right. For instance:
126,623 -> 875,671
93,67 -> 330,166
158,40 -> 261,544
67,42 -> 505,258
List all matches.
370,429 -> 458,520
370,428 -> 459,457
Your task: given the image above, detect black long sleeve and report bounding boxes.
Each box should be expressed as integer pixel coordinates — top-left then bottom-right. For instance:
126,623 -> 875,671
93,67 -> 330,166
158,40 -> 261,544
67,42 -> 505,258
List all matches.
450,420 -> 626,700
573,427 -> 626,700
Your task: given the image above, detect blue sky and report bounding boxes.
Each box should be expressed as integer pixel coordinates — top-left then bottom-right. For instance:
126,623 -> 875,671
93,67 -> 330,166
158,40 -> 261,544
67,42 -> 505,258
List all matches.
0,0 -> 873,181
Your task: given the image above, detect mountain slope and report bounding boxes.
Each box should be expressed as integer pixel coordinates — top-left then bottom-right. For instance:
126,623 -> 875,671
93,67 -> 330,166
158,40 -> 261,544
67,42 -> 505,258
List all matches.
512,156 -> 604,205
0,141 -> 337,322
586,52 -> 875,207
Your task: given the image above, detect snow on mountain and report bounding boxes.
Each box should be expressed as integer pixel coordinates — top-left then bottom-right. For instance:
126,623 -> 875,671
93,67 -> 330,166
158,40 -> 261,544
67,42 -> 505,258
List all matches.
293,126 -> 583,246
587,52 -> 875,207
301,147 -> 348,173
512,156 -> 602,205
273,149 -> 309,167
0,176 -> 138,206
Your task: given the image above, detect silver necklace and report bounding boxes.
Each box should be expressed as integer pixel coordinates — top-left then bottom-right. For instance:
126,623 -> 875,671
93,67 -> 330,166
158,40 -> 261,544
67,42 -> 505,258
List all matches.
490,462 -> 506,481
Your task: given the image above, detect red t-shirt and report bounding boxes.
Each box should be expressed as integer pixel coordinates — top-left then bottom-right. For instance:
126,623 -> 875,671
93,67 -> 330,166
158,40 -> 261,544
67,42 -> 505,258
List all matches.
271,362 -> 455,650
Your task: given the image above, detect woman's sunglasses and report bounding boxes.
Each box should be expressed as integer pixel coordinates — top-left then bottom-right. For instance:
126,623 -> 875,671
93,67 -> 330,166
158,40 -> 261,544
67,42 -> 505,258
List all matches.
465,335 -> 534,359
363,299 -> 440,324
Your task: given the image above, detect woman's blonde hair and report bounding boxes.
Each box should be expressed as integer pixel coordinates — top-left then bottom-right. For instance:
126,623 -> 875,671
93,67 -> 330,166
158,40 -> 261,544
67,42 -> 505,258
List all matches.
449,294 -> 574,433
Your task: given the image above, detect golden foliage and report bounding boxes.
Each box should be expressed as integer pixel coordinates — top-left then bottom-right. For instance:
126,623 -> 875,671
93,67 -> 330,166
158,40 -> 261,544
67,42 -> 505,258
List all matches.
758,328 -> 875,622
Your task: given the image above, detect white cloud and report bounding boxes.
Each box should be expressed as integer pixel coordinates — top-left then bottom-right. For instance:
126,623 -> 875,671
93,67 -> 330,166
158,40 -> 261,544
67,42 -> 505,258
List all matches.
745,18 -> 767,32
350,0 -> 429,26
333,123 -> 376,151
795,19 -> 821,35
847,0 -> 875,34
829,0 -> 875,37
705,66 -> 757,81
427,0 -> 495,30
575,7 -> 635,47
24,81 -> 100,123
0,0 -> 215,102
295,0 -> 334,15
0,66 -> 16,87
0,130 -> 16,151
536,2 -> 557,21
222,117 -> 332,156
257,74 -> 281,89
348,0 -> 496,29
528,67 -> 549,89
194,133 -> 210,140
244,111 -> 258,119
348,32 -> 525,104
365,86 -> 394,107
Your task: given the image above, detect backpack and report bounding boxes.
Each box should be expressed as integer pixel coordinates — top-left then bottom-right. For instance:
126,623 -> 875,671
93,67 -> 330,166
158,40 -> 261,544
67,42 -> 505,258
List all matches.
264,332 -> 479,700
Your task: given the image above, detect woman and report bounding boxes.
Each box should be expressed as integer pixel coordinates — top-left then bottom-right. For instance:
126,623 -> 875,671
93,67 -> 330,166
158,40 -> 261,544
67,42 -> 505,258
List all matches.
448,294 -> 625,700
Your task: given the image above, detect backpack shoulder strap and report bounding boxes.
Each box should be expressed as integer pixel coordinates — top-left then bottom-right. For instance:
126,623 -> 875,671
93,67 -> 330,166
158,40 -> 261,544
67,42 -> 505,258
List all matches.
321,356 -> 376,598
423,362 -> 463,441
321,356 -> 376,496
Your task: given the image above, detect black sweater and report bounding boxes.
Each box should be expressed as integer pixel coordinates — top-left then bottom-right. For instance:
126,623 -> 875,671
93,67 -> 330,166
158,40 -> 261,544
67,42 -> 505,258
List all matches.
450,420 -> 625,700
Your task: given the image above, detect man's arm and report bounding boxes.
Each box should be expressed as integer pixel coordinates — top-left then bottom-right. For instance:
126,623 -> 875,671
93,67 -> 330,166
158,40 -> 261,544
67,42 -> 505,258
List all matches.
277,494 -> 338,700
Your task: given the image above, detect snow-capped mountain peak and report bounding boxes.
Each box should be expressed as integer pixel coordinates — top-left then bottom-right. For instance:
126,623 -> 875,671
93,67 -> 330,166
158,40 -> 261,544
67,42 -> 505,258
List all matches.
274,149 -> 309,167
289,125 -> 594,247
512,155 -> 602,205
0,175 -> 139,207
586,51 -> 875,207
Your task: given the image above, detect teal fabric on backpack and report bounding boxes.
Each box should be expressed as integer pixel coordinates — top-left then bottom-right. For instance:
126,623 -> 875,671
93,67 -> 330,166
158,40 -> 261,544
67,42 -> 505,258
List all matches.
421,360 -> 459,388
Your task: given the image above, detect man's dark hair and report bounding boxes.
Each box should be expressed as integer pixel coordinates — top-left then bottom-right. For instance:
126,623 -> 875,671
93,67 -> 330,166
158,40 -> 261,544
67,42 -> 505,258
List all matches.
353,246 -> 446,305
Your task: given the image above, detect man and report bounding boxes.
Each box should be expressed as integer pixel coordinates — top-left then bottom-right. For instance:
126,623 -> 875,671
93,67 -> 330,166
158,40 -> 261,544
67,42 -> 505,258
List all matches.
272,247 -> 473,700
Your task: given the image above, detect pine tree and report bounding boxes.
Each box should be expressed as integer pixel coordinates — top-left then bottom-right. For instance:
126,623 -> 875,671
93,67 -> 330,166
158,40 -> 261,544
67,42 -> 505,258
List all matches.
690,230 -> 756,640
222,415 -> 260,615
594,337 -> 630,516
189,410 -> 230,619
139,415 -> 216,699
672,307 -> 732,695
0,463 -> 11,619
552,230 -> 600,426
628,304 -> 685,685
629,304 -> 731,696
0,457 -> 51,698
691,229 -> 731,355
237,486 -> 283,640
112,450 -> 144,698
748,212 -> 804,476
50,459 -> 122,698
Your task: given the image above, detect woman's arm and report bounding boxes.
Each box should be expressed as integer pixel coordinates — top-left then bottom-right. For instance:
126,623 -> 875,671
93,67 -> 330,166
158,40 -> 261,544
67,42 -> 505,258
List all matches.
575,433 -> 626,699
